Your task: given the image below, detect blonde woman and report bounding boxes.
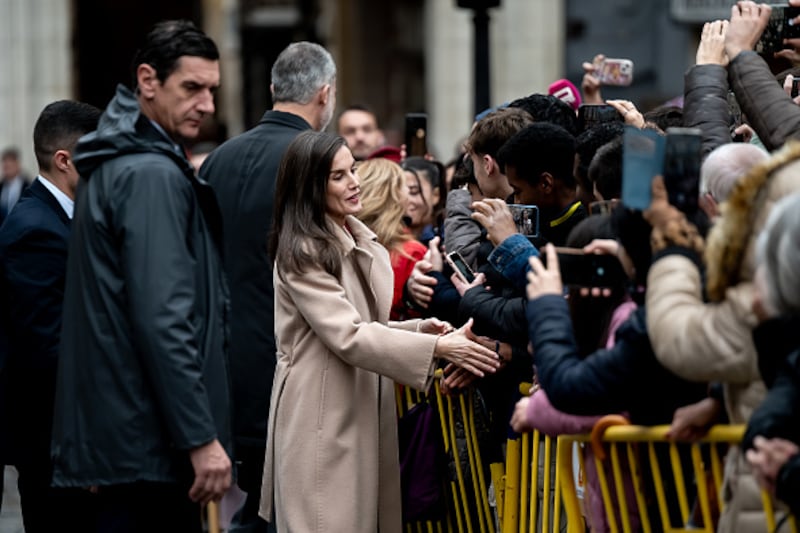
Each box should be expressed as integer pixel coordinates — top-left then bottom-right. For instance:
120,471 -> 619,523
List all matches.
357,157 -> 427,320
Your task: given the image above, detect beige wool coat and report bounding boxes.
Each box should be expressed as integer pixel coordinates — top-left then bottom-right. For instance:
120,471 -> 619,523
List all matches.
259,215 -> 439,532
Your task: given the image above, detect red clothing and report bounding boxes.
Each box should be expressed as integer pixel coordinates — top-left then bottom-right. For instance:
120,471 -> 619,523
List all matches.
390,239 -> 426,320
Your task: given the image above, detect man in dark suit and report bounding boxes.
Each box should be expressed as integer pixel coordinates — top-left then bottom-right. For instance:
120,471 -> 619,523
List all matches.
198,42 -> 337,532
0,100 -> 101,532
0,147 -> 30,225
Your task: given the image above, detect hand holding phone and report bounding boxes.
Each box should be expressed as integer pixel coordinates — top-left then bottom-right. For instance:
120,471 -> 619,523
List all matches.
541,247 -> 628,288
621,126 -> 665,211
593,57 -> 634,86
756,5 -> 800,55
507,204 -> 540,240
663,127 -> 702,216
445,251 -> 476,284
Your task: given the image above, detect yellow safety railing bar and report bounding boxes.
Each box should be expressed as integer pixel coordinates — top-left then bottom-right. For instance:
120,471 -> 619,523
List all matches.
502,437 -> 520,532
530,431 -> 541,532
627,441 -> 653,533
669,441 -> 690,525
556,435 -> 584,533
552,439 -> 563,533
557,420 -> 800,533
519,432 -> 530,533
542,436 -> 552,533
465,392 -> 494,532
491,462 -> 505,524
610,443 -> 632,533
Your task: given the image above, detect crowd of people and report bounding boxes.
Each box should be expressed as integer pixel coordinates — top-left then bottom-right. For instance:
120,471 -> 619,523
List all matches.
2,1 -> 800,532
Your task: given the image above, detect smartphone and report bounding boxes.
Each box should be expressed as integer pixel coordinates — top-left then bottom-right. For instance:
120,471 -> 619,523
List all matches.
663,127 -> 702,216
594,58 -> 634,86
621,126 -> 665,211
404,113 -> 428,157
792,76 -> 800,98
542,247 -> 628,288
756,5 -> 800,54
507,204 -> 540,239
445,251 -> 475,284
577,104 -> 624,133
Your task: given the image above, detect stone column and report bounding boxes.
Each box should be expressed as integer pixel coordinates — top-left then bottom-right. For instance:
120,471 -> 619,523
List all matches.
0,0 -> 73,175
491,0 -> 564,104
424,0 -> 565,160
202,0 -> 244,137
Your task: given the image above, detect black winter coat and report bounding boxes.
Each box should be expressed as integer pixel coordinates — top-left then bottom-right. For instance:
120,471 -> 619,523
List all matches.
743,316 -> 800,515
729,51 -> 800,152
198,110 -> 311,490
527,295 -> 707,425
683,64 -> 733,160
52,85 -> 232,487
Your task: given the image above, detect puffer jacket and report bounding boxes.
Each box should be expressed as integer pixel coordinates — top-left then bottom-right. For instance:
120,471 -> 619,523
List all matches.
728,51 -> 800,152
646,141 -> 800,532
683,64 -> 733,159
529,296 -> 706,424
51,84 -> 232,487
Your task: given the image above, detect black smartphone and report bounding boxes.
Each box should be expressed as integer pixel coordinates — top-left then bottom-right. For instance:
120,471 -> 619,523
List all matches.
577,104 -> 623,133
542,248 -> 628,288
445,251 -> 475,284
507,204 -> 540,239
727,91 -> 745,142
663,127 -> 702,216
756,5 -> 800,54
792,76 -> 800,98
404,113 -> 428,157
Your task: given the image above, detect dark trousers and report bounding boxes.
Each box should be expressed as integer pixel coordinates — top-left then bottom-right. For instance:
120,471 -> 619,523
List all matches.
95,482 -> 202,533
15,460 -> 98,533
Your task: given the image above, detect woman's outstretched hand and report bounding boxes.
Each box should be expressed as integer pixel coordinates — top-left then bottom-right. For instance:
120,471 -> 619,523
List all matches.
434,318 -> 501,377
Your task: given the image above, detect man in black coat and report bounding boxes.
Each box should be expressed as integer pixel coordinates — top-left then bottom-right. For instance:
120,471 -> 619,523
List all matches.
52,21 -> 232,532
0,100 -> 101,532
0,147 -> 29,225
199,41 -> 337,532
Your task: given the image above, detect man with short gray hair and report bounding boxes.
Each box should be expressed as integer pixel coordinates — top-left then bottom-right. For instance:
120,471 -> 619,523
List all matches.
198,41 -> 336,533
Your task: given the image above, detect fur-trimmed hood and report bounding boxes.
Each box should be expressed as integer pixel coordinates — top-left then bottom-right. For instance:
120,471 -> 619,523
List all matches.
706,140 -> 800,301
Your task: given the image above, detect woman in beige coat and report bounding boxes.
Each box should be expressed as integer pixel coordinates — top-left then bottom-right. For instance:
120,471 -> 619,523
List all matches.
259,131 -> 500,532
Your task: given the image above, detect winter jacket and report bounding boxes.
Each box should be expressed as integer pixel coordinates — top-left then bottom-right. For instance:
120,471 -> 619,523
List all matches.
683,64 -> 733,159
528,295 -> 707,425
51,85 -> 232,487
728,51 -> 800,152
743,316 -> 800,516
443,188 -> 482,271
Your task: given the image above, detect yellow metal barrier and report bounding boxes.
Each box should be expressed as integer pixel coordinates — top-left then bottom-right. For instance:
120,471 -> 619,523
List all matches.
497,382 -> 565,533
397,371 -> 498,533
500,428 -> 565,533
555,420 -> 797,533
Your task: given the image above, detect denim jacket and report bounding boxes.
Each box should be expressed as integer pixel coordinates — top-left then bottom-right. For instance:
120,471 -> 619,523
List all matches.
487,233 -> 539,290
